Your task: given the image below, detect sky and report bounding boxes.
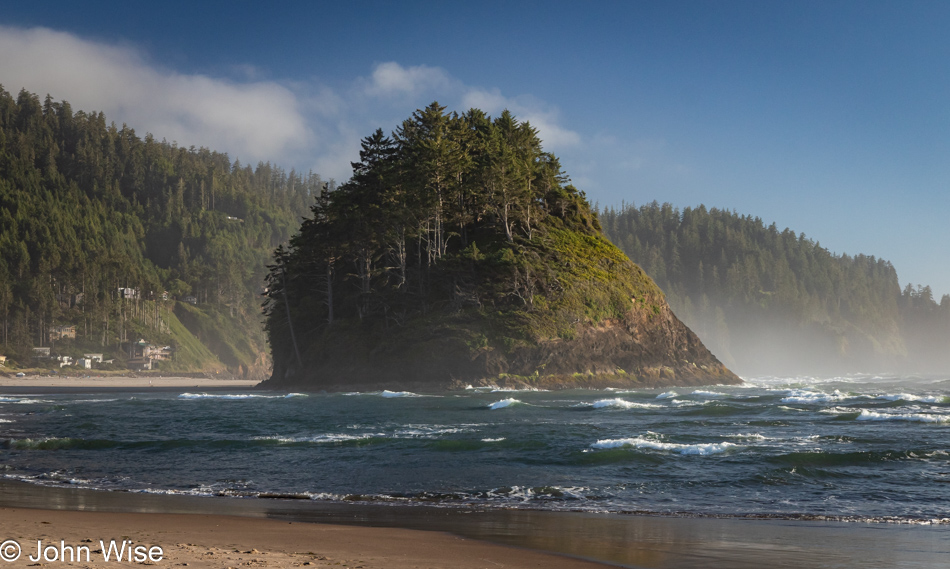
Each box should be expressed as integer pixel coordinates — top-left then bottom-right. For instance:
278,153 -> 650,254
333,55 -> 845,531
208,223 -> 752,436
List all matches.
1,1 -> 948,297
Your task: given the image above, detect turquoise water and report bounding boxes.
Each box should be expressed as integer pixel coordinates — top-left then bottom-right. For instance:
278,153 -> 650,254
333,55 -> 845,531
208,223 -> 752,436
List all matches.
1,374 -> 949,524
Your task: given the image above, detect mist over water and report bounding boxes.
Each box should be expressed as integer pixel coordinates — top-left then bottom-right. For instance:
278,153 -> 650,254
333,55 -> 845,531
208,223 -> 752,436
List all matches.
690,314 -> 950,378
2,374 -> 950,524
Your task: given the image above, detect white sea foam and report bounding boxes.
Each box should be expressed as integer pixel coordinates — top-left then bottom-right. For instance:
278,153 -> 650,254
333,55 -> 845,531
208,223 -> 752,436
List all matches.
135,487 -> 216,497
589,398 -> 663,410
691,390 -> 726,397
0,419 -> 12,423
380,390 -> 421,398
0,397 -> 53,404
179,393 -> 287,400
671,399 -> 711,407
481,437 -> 506,442
726,433 -> 767,440
591,436 -> 738,455
253,433 -> 380,443
394,425 -> 472,437
490,387 -> 547,393
856,410 -> 950,423
875,393 -> 947,403
781,389 -> 853,404
819,406 -> 860,414
656,391 -> 677,399
486,485 -> 589,502
489,398 -> 521,410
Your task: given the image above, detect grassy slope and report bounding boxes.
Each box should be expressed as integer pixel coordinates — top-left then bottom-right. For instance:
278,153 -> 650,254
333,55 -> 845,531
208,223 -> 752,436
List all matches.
154,307 -> 226,373
172,303 -> 266,377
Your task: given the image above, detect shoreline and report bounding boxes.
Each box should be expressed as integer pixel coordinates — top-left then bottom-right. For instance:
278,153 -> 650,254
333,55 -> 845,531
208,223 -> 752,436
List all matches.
0,480 -> 947,568
0,374 -> 260,389
0,507 -> 610,569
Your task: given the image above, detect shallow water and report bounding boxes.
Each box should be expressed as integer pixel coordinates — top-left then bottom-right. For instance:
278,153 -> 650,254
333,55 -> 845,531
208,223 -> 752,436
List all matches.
2,374 -> 950,524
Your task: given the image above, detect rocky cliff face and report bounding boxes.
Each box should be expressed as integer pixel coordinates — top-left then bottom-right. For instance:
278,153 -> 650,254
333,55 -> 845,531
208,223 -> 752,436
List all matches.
492,299 -> 739,389
262,292 -> 738,392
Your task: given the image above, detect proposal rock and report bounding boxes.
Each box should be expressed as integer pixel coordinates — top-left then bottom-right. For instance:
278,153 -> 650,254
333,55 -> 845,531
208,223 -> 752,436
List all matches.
262,103 -> 739,390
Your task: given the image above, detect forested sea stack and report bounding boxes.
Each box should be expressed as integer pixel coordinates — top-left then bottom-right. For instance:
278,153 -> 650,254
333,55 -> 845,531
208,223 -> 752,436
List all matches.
262,103 -> 738,390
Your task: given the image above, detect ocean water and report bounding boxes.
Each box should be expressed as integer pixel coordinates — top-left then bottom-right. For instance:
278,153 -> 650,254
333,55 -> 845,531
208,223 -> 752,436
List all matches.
2,374 -> 950,524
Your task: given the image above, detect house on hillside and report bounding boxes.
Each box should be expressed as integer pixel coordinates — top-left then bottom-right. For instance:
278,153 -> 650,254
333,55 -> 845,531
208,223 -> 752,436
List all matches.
118,287 -> 140,300
143,345 -> 173,361
0,355 -> 6,366
32,347 -> 51,359
182,295 -> 198,305
84,354 -> 104,363
49,325 -> 77,340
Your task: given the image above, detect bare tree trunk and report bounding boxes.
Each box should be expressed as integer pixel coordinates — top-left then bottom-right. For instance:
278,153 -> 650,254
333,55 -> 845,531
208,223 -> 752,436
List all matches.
326,262 -> 334,325
280,266 -> 303,370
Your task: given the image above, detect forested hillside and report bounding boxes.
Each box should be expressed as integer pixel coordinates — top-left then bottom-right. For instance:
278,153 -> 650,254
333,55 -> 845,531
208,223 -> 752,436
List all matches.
601,202 -> 950,375
3,85 -> 943,379
262,103 -> 736,390
0,87 -> 318,376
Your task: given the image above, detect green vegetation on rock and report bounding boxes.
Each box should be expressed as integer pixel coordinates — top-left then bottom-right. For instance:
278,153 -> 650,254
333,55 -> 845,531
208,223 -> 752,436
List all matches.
263,104 -> 736,390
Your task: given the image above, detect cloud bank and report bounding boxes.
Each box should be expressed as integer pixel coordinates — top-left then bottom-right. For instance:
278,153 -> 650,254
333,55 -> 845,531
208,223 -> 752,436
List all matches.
0,26 -> 581,183
0,25 -> 310,165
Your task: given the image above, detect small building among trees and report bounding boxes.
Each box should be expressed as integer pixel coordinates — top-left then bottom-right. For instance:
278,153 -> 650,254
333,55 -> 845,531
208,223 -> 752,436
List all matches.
49,325 -> 77,340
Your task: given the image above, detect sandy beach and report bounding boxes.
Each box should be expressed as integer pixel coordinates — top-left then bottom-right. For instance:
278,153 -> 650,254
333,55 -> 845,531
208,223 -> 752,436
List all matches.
0,481 -> 947,569
0,375 -> 260,389
0,507 -> 609,569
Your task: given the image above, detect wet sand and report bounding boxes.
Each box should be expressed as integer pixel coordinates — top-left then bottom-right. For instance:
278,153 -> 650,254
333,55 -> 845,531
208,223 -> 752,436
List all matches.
0,506 -> 609,569
0,481 -> 947,569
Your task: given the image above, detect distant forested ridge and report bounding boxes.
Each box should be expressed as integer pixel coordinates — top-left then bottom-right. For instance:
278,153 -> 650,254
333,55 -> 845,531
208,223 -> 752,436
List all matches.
0,87 -> 319,376
601,202 -> 950,375
262,103 -> 736,390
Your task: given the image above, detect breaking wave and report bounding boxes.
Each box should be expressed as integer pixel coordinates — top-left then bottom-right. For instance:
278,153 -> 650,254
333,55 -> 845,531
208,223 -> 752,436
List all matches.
587,398 -> 663,410
856,409 -> 950,423
179,392 -> 306,400
591,436 -> 739,455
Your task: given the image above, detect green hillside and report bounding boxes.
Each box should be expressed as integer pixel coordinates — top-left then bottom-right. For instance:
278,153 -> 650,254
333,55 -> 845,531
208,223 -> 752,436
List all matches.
601,202 -> 950,374
0,87 -> 316,376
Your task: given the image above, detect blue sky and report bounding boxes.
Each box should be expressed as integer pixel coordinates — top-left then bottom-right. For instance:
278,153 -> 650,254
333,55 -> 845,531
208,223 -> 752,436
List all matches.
2,1 -> 948,298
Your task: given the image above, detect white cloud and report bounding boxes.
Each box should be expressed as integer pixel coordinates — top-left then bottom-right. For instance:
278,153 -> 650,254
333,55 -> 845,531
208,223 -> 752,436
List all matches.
363,62 -> 456,98
0,26 -> 582,183
461,88 -> 580,150
0,25 -> 310,164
